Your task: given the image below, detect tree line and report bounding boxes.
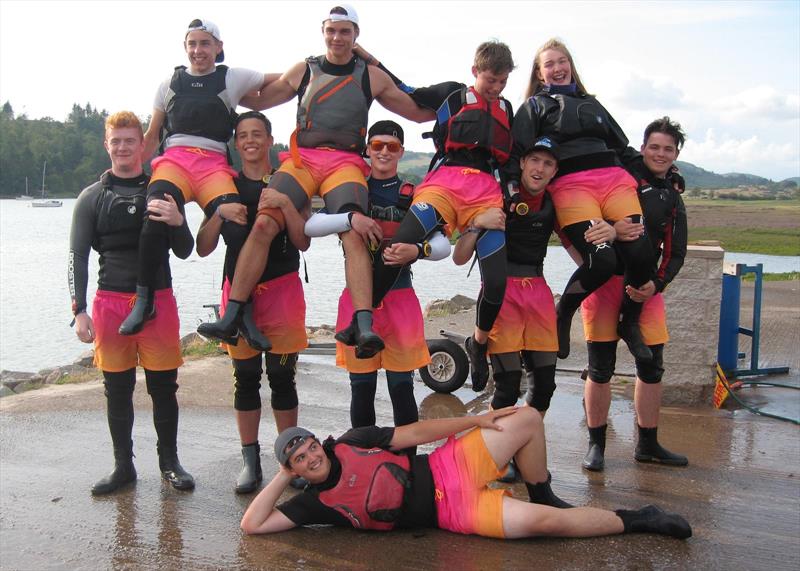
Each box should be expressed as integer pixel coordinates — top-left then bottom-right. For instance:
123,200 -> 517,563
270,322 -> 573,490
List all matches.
0,102 -> 287,198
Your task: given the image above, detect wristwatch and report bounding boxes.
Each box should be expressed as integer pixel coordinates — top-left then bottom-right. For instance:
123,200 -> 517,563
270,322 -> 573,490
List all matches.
416,241 -> 432,259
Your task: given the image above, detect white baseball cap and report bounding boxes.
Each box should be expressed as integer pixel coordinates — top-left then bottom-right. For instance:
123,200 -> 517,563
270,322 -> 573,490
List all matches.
323,4 -> 359,26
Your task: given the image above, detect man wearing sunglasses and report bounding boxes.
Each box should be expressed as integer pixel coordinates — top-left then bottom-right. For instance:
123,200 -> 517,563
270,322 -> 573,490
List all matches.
197,4 -> 434,359
306,120 -> 450,435
240,407 -> 692,541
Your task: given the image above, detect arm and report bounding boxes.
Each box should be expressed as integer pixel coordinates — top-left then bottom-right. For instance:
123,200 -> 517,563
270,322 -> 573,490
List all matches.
381,230 -> 450,266
305,211 -> 351,237
370,67 -> 436,123
240,465 -> 298,535
240,63 -> 304,111
653,193 -> 687,292
68,187 -> 97,342
258,189 -> 312,252
142,109 -> 165,162
196,203 -> 249,257
452,207 -> 506,265
389,408 -> 518,451
426,231 -> 451,261
452,229 -> 479,266
147,194 -> 194,259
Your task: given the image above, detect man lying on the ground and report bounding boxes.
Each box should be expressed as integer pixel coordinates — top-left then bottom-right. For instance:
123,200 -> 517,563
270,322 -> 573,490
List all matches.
241,407 -> 691,540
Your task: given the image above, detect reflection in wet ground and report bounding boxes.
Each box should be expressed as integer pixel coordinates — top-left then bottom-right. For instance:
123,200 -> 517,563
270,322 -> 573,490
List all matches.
1,357 -> 798,570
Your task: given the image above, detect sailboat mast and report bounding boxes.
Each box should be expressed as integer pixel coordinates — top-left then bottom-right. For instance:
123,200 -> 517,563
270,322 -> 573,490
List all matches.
41,161 -> 47,197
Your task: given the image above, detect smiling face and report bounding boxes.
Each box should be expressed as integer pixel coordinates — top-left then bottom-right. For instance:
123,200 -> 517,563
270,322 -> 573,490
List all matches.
287,438 -> 330,483
322,20 -> 357,63
641,132 -> 680,178
234,118 -> 273,167
472,68 -> 509,102
519,150 -> 558,195
366,134 -> 403,179
536,48 -> 572,86
184,30 -> 222,74
104,126 -> 144,177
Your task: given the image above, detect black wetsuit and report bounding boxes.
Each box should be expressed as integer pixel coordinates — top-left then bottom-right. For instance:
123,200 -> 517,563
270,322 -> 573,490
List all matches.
223,171 -> 302,414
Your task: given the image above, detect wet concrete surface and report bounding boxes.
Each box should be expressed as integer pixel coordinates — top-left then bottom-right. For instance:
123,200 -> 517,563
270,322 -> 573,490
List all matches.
2,349 -> 799,571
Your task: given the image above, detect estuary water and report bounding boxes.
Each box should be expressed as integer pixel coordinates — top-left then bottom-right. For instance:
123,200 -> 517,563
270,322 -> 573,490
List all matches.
1,199 -> 798,372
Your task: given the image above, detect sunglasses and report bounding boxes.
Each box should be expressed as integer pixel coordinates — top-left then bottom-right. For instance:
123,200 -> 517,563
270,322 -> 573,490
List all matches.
369,140 -> 402,153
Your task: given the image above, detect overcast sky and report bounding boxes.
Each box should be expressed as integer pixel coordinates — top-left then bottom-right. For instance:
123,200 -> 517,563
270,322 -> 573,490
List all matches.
1,0 -> 798,180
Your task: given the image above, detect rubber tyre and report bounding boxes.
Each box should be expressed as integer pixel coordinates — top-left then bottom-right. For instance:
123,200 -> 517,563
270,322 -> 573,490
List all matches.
419,339 -> 469,394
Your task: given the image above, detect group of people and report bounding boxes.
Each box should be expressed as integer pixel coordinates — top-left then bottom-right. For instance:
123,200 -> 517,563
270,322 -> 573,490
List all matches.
69,4 -> 692,544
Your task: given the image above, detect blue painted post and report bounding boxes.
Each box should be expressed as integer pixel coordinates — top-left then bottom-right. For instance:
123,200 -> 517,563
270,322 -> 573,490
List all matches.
717,265 -> 742,373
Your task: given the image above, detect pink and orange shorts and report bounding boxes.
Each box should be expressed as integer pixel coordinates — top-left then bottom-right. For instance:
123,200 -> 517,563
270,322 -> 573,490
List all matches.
150,146 -> 238,210
488,277 -> 558,354
412,166 -> 503,234
92,289 -> 183,372
220,273 -> 308,359
428,427 -> 509,538
276,147 -> 371,200
547,166 -> 641,228
335,288 -> 429,373
581,275 -> 668,345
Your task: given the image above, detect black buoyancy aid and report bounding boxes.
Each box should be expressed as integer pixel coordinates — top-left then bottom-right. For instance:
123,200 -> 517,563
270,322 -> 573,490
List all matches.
296,56 -> 369,153
317,443 -> 412,531
164,65 -> 236,143
506,191 -> 555,267
435,86 -> 512,166
369,181 -> 414,247
93,171 -> 147,252
530,92 -> 610,146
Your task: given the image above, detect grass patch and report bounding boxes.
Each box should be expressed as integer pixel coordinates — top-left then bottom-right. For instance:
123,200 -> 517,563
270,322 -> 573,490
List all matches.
53,369 -> 103,385
689,227 -> 799,256
742,272 -> 799,282
182,338 -> 224,358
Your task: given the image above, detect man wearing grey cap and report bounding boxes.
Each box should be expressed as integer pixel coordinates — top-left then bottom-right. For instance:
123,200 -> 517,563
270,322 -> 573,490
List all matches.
119,19 -> 284,343
198,4 -> 435,360
240,407 -> 692,542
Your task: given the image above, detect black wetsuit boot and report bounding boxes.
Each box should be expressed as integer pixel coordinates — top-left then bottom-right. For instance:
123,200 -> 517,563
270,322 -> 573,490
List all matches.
92,374 -> 137,495
525,472 -> 573,508
239,301 -> 271,352
335,310 -> 384,359
615,505 -> 692,539
583,424 -> 607,471
118,285 -> 155,335
148,374 -> 194,490
618,297 -> 652,362
235,442 -> 262,494
464,336 -> 490,392
635,426 -> 688,466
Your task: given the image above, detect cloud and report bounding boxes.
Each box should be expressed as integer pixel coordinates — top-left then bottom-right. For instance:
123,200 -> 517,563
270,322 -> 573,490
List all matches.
681,128 -> 799,179
713,87 -> 800,123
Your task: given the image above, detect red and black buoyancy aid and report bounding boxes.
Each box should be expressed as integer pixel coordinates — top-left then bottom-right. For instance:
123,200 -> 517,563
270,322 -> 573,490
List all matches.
434,86 -> 512,167
317,443 -> 412,531
370,181 -> 414,248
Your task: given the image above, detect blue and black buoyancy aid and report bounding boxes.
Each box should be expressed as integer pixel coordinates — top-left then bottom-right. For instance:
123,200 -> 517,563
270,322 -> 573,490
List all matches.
164,65 -> 236,143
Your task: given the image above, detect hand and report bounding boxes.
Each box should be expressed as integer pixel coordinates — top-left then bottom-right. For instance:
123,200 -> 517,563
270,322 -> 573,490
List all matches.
258,188 -> 291,212
613,217 -> 645,242
475,406 -> 518,430
349,212 -> 383,249
353,43 -> 376,65
147,194 -> 184,227
217,202 -> 248,225
670,166 -> 685,194
584,219 -> 616,245
382,243 -> 418,266
472,208 -> 506,230
626,280 -> 657,302
74,312 -> 95,343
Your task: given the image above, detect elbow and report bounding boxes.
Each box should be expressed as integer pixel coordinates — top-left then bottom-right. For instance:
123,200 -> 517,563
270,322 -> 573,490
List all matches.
240,519 -> 257,535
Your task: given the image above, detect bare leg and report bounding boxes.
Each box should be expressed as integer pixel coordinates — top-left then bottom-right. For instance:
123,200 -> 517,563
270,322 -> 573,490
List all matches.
502,499 -> 624,539
229,215 -> 281,300
635,378 -> 660,428
584,378 -> 611,428
340,229 -> 372,311
236,409 -> 261,445
480,407 -> 548,483
272,407 -> 298,434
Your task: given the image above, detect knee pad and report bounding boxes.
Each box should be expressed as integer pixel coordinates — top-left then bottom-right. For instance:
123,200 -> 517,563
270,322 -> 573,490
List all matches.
233,355 -> 263,411
102,369 -> 136,397
491,369 -> 523,409
635,344 -> 665,383
323,182 -> 368,215
477,236 -> 507,307
386,370 -> 413,390
525,364 -> 557,411
389,202 -> 442,246
587,341 -> 617,383
203,193 -> 241,219
144,369 -> 179,396
147,179 -> 185,205
266,353 -> 298,411
476,229 -> 505,260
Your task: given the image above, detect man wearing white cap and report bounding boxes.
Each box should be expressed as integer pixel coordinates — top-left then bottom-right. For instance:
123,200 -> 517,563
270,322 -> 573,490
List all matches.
118,19 -> 282,343
198,5 -> 435,361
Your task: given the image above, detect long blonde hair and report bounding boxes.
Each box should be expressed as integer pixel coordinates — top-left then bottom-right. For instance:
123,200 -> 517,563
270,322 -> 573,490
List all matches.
524,38 -> 588,99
